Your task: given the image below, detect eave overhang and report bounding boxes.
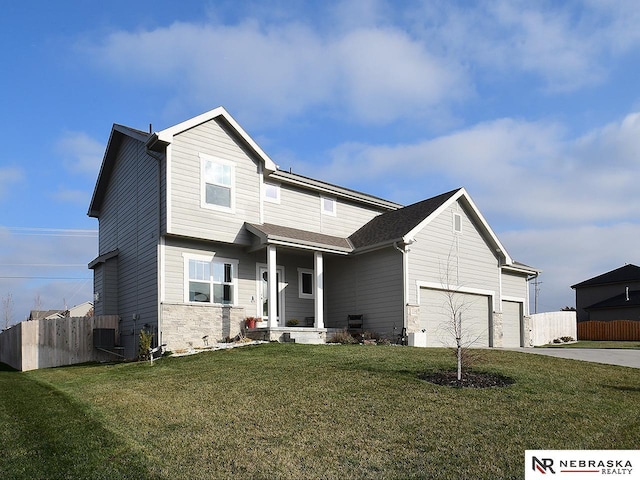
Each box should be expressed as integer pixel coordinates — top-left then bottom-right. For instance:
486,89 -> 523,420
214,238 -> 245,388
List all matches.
246,223 -> 353,255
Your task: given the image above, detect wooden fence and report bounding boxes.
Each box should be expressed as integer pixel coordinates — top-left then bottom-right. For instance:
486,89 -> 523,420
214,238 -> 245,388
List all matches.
577,320 -> 640,341
0,315 -> 120,371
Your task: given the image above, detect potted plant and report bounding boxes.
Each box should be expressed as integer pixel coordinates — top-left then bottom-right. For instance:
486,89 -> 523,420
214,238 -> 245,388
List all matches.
286,318 -> 299,327
245,317 -> 257,329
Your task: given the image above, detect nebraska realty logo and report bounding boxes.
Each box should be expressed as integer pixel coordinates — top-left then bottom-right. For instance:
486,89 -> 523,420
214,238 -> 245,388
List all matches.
525,451 -> 639,479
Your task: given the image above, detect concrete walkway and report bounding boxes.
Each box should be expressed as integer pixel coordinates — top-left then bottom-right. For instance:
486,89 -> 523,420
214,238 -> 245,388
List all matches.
513,348 -> 640,369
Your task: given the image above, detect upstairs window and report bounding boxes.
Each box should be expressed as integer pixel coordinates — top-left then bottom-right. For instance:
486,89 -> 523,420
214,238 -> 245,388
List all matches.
201,153 -> 234,211
321,196 -> 336,216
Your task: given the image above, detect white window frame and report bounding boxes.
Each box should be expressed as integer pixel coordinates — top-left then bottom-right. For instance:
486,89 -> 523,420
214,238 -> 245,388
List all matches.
297,268 -> 314,299
320,195 -> 336,216
183,253 -> 238,306
200,153 -> 235,213
264,182 -> 281,204
453,212 -> 462,233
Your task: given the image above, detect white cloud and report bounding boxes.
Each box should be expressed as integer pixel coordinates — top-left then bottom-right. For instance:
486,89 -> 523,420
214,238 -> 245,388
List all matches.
0,166 -> 24,199
0,229 -> 96,322
51,187 -> 90,205
82,16 -> 468,125
502,222 -> 640,311
303,112 -> 640,229
56,131 -> 104,175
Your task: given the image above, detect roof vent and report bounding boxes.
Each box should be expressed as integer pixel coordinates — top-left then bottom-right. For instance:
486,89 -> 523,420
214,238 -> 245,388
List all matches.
626,286 -> 630,302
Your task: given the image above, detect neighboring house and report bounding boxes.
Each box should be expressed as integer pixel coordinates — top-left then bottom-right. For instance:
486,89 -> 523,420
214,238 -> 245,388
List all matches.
88,107 -> 538,358
28,309 -> 63,321
571,264 -> 640,323
28,301 -> 94,321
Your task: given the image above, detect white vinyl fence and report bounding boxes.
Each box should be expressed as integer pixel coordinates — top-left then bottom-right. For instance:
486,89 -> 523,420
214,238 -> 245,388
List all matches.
529,311 -> 577,346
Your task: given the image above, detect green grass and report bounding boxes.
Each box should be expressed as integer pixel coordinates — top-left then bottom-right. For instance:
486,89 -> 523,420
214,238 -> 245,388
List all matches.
1,344 -> 639,479
541,340 -> 640,349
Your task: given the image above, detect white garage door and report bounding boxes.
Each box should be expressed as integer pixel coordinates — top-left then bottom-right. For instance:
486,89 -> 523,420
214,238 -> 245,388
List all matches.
420,288 -> 491,347
502,300 -> 523,348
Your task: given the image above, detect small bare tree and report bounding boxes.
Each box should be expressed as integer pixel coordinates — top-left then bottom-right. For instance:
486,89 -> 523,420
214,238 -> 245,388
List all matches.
32,293 -> 42,320
2,292 -> 14,330
438,254 -> 485,381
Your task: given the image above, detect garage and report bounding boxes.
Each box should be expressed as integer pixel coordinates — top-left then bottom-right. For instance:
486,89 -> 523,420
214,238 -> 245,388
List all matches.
501,300 -> 523,347
419,288 -> 491,347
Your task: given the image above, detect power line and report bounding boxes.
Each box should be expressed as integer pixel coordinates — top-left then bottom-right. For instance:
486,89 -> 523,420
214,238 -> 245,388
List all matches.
0,264 -> 87,267
1,227 -> 97,237
0,276 -> 91,280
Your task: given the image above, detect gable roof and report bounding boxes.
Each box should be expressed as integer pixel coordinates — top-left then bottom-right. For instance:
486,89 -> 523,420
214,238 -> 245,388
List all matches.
88,107 -> 278,218
571,264 -> 640,289
348,187 -> 516,266
349,189 -> 461,250
88,125 -> 151,218
246,223 -> 352,254
147,106 -> 278,173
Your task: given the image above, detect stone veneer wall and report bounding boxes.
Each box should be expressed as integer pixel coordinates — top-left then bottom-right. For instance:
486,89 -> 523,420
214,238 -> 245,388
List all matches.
161,303 -> 246,352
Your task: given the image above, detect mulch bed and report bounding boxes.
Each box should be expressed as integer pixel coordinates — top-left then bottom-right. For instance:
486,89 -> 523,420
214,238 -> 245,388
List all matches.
420,371 -> 515,388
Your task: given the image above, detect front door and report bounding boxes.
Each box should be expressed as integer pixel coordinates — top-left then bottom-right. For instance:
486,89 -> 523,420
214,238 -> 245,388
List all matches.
259,266 -> 285,325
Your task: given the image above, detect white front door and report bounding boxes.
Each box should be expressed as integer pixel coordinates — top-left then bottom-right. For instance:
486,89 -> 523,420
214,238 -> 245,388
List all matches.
259,266 -> 285,325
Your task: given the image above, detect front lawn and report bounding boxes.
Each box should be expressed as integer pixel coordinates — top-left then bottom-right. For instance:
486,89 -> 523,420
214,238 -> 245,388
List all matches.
1,344 -> 638,479
542,340 -> 640,349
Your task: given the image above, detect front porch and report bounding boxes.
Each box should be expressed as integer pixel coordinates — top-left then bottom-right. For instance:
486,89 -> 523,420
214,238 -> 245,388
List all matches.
246,326 -> 345,344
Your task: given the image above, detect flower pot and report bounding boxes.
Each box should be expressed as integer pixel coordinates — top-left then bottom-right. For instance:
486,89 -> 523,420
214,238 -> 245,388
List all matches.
245,318 -> 256,329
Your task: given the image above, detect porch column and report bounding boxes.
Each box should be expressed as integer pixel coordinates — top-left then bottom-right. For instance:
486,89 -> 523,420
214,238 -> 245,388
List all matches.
267,245 -> 278,328
314,251 -> 324,329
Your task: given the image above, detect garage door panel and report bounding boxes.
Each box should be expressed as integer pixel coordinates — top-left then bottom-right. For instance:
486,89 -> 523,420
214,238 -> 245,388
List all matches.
420,288 -> 490,347
502,301 -> 522,348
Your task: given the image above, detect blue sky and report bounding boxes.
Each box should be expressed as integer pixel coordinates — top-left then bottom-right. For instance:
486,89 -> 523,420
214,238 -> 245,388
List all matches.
1,0 -> 639,323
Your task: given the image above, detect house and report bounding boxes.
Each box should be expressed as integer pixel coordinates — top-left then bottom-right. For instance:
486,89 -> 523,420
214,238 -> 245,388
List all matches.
28,301 -> 94,321
571,264 -> 640,323
88,107 -> 538,358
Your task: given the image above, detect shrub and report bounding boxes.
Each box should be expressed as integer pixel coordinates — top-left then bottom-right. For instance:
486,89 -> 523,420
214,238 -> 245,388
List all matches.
560,336 -> 575,343
553,338 -> 562,344
328,329 -> 357,344
138,329 -> 153,361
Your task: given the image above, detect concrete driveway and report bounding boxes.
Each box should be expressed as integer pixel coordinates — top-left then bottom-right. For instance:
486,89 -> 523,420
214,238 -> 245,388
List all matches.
512,348 -> 640,369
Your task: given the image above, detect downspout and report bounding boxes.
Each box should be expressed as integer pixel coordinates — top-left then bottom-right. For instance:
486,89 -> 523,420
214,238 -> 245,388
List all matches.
393,241 -> 408,341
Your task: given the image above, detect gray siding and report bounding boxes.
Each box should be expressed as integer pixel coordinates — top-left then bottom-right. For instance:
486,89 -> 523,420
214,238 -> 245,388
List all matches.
264,183 -> 382,237
326,247 -> 404,337
163,238 -> 318,326
576,281 -> 640,322
407,201 -> 500,305
502,271 -> 528,299
169,118 -> 261,244
95,135 -> 160,358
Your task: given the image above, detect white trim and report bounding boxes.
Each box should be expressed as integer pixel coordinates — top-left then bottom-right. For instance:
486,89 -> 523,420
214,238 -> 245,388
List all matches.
183,253 -> 238,306
199,153 -> 236,213
416,280 -> 496,311
256,261 -> 286,326
166,144 -> 173,233
156,106 -> 278,173
404,188 -> 513,265
297,268 -> 314,299
259,164 -> 265,224
314,252 -> 324,329
502,295 -> 526,303
453,212 -> 462,233
320,195 -> 337,216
